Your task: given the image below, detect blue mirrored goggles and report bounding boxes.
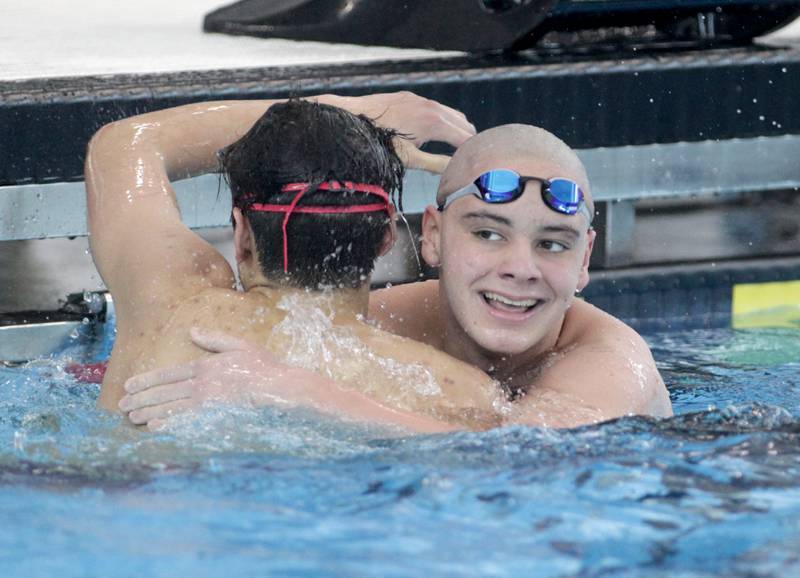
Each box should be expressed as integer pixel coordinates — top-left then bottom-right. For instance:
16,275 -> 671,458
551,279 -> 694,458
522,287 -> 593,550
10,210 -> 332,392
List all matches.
438,169 -> 593,225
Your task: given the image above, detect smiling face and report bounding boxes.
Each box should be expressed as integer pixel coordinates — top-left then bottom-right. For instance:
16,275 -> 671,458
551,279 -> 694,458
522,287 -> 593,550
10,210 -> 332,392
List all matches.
422,125 -> 596,367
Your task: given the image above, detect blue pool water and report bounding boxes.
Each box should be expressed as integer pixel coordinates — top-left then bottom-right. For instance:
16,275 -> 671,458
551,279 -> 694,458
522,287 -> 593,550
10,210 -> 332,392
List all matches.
1,326 -> 799,577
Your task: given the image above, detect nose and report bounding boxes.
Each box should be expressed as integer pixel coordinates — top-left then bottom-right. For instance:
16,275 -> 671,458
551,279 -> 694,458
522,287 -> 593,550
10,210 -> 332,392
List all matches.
497,238 -> 542,282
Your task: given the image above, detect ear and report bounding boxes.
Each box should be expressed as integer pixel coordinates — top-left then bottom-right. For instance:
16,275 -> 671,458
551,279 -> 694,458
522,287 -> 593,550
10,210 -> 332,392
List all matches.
577,228 -> 596,291
420,205 -> 443,268
377,205 -> 398,257
232,207 -> 254,265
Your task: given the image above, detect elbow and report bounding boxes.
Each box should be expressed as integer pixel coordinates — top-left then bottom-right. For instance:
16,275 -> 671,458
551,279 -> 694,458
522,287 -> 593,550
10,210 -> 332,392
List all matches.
84,124 -> 116,219
85,121 -> 125,184
86,119 -> 133,167
84,120 -> 139,236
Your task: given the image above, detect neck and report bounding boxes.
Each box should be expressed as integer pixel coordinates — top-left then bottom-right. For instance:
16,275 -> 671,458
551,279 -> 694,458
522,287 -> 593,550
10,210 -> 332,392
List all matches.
442,328 -> 552,381
438,298 -> 562,388
246,281 -> 370,323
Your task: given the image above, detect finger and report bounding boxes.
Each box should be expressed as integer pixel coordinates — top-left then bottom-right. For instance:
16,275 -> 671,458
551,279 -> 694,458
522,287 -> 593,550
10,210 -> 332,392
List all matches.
402,149 -> 451,174
120,382 -> 192,412
128,399 -> 194,426
125,362 -> 197,394
425,117 -> 476,148
190,326 -> 259,353
148,418 -> 169,432
433,104 -> 477,139
412,96 -> 475,136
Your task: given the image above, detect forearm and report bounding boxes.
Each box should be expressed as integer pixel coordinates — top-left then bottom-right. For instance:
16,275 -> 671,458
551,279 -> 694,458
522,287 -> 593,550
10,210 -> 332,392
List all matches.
87,99 -> 273,182
505,392 -> 606,429
254,365 -> 462,434
90,95 -> 358,178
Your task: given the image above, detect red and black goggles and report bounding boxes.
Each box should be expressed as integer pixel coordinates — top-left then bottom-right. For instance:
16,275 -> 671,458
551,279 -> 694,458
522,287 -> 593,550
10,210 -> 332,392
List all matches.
245,180 -> 391,273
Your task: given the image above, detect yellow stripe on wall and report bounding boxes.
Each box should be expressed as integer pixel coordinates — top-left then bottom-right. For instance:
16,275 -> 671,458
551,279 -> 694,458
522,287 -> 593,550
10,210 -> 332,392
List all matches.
732,280 -> 800,329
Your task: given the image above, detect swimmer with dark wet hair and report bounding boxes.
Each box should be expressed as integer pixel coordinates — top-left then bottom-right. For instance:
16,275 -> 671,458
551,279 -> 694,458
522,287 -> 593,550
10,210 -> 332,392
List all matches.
122,110 -> 672,430
87,92 -> 503,431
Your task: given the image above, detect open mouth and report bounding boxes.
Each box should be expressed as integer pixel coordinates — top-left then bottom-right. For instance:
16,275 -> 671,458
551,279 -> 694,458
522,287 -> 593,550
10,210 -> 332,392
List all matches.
482,291 -> 540,314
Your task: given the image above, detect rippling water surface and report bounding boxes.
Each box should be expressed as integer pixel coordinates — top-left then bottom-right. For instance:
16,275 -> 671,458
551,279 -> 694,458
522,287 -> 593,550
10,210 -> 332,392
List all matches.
1,328 -> 799,577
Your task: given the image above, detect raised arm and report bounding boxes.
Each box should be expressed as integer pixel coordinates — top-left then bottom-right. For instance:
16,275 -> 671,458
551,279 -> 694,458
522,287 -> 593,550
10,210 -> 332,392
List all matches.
85,92 -> 475,316
85,92 -> 476,352
85,99 -> 273,323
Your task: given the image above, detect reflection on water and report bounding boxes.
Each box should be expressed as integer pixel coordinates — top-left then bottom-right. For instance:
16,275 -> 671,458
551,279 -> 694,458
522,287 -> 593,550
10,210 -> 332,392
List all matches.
1,328 -> 799,577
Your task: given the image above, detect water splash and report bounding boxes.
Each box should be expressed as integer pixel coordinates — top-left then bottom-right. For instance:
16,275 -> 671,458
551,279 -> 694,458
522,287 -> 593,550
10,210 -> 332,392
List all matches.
268,293 -> 443,408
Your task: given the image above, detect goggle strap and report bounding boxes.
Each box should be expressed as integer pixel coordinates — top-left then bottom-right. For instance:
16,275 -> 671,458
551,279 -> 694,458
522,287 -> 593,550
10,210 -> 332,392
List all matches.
439,172 -> 593,224
244,181 -> 391,273
438,183 -> 481,211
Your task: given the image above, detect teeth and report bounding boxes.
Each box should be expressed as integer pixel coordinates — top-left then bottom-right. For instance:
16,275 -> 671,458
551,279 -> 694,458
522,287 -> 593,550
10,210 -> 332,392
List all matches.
483,292 -> 539,308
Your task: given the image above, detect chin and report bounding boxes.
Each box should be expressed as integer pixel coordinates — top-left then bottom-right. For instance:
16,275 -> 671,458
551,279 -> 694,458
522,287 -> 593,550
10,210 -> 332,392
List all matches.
470,329 -> 543,359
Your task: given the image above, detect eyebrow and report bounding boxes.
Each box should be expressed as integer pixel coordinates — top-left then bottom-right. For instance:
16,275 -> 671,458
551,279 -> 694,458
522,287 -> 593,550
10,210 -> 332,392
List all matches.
541,224 -> 582,240
461,211 -> 513,227
461,211 -> 582,239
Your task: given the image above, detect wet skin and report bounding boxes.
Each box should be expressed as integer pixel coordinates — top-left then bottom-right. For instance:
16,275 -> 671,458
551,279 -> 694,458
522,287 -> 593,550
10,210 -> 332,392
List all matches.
370,139 -> 673,423
421,154 -> 594,380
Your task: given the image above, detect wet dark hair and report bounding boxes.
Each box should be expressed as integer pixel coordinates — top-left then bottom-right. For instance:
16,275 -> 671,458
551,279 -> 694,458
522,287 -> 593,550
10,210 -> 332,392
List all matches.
221,99 -> 404,289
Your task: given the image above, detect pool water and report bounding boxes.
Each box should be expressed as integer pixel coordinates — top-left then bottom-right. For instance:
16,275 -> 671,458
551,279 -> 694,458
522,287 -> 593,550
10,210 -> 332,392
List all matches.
1,326 -> 799,577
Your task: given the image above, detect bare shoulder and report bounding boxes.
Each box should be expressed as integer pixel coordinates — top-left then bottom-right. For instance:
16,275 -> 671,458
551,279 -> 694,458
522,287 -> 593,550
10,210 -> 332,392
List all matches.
565,299 -> 651,355
368,279 -> 441,345
530,300 -> 673,420
359,323 -> 502,427
160,288 -> 285,349
100,287 -> 272,409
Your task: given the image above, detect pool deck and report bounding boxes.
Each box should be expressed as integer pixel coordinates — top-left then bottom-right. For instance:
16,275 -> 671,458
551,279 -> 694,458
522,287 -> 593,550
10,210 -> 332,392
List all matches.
2,0 -> 798,81
0,0 -> 462,82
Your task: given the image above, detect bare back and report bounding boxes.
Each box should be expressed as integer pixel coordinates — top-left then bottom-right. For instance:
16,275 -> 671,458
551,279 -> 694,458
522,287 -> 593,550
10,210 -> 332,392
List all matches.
105,285 -> 502,428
